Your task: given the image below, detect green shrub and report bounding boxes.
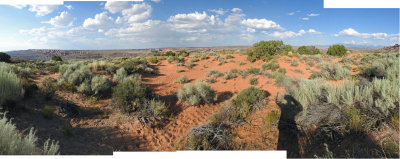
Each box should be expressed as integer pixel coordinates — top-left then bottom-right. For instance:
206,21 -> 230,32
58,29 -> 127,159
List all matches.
262,62 -> 280,71
249,78 -> 258,85
190,58 -> 199,63
112,76 -> 152,113
175,75 -> 189,84
113,67 -> 128,82
223,69 -> 240,80
247,67 -> 260,75
42,105 -> 54,119
206,70 -> 223,77
90,75 -> 112,97
232,87 -> 267,119
291,59 -> 299,66
136,98 -> 172,120
0,114 -> 59,155
264,111 -> 279,126
297,46 -> 321,55
348,107 -> 362,133
0,63 -> 24,109
294,69 -> 304,74
176,62 -> 185,66
327,44 -> 347,56
0,52 -> 11,63
224,54 -> 234,59
40,77 -> 56,100
278,68 -> 286,74
238,61 -> 245,65
177,51 -> 189,57
392,113 -> 399,128
167,56 -> 176,63
164,51 -> 176,56
51,56 -> 62,62
147,56 -> 159,64
177,80 -> 217,106
247,40 -> 293,61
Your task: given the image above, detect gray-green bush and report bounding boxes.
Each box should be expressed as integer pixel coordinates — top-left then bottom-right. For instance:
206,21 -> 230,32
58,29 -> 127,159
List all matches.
177,80 -> 217,106
0,62 -> 24,109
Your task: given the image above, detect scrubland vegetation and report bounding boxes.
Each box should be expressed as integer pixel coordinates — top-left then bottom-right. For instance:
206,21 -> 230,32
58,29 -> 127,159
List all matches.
0,41 -> 398,157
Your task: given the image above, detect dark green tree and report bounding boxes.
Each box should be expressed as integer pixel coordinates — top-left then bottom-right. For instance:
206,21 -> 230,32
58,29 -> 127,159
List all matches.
327,44 -> 347,56
297,46 -> 321,55
247,40 -> 293,62
0,52 -> 11,62
51,56 -> 62,61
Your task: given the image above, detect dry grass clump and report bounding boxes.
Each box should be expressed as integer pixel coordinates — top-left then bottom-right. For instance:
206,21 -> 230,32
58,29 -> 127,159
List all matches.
177,80 -> 217,106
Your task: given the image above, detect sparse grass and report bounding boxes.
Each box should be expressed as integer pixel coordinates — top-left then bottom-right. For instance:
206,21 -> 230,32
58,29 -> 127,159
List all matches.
264,111 -> 279,126
238,61 -> 246,66
262,62 -> 280,71
278,68 -> 286,74
176,69 -> 184,73
225,54 -> 234,59
206,70 -> 223,77
294,69 -> 304,74
247,67 -> 261,75
223,69 -> 240,80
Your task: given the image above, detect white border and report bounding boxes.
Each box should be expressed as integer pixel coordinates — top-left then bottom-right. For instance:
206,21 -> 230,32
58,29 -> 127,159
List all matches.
324,0 -> 400,8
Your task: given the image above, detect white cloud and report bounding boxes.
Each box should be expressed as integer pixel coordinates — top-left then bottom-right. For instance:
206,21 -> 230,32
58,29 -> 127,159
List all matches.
121,3 -> 152,23
301,17 -> 309,20
65,5 -> 73,10
268,29 -> 321,38
28,5 -> 58,16
9,4 -> 27,9
42,11 -> 75,27
168,11 -> 216,32
83,12 -> 115,32
209,8 -> 227,15
19,27 -> 47,36
335,28 -> 389,39
288,12 -> 295,16
307,13 -> 319,17
232,8 -> 242,13
241,18 -> 282,32
105,1 -> 131,14
151,0 -> 162,3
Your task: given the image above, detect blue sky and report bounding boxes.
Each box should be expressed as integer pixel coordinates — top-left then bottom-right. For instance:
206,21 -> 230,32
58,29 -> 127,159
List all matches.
0,0 -> 398,51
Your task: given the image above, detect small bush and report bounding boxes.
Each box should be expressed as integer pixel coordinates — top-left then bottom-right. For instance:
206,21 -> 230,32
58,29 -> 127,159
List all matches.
278,68 -> 286,74
185,123 -> 232,150
176,62 -> 185,66
297,46 -> 321,55
112,76 -> 152,113
224,54 -> 234,59
320,63 -> 351,80
262,62 -> 280,71
249,78 -> 258,85
247,40 -> 293,61
40,77 -> 56,100
232,87 -> 267,119
206,70 -> 223,77
175,75 -> 189,84
177,80 -> 217,106
0,63 -> 24,109
238,61 -> 245,65
264,111 -> 279,126
291,59 -> 299,66
42,105 -> 54,119
90,75 -> 112,98
177,51 -> 189,57
63,123 -> 73,136
294,69 -> 304,74
327,44 -> 347,56
223,69 -> 240,80
51,56 -> 62,62
190,58 -> 199,63
392,113 -> 399,128
136,98 -> 172,120
247,67 -> 260,75
147,56 -> 159,64
0,114 -> 60,155
176,69 -> 184,73
113,67 -> 128,82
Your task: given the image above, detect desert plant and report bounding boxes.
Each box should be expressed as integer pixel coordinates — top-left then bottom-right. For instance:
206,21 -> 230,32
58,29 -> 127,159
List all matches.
42,105 -> 54,119
320,63 -> 351,80
147,56 -> 159,64
177,80 -> 217,106
176,69 -> 184,73
297,46 -> 321,55
238,61 -> 245,65
262,62 -> 280,71
291,59 -> 299,66
249,78 -> 258,85
247,67 -> 260,75
51,56 -> 62,62
112,76 -> 152,113
0,52 -> 11,63
247,40 -> 293,61
278,68 -> 286,74
232,87 -> 267,119
206,70 -> 223,77
294,69 -> 305,74
113,67 -> 128,82
185,123 -> 232,150
177,51 -> 189,57
136,98 -> 172,120
224,54 -> 234,59
0,114 -> 59,155
40,77 -> 56,100
0,63 -> 24,109
327,44 -> 347,56
90,75 -> 112,97
264,111 -> 279,126
175,75 -> 189,84
223,69 -> 240,80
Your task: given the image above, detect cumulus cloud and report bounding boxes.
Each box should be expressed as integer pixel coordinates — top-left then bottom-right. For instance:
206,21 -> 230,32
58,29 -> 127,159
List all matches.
241,18 -> 282,32
232,8 -> 242,13
42,11 -> 75,27
268,29 -> 321,38
121,3 -> 152,23
83,12 -> 115,32
307,13 -> 319,16
104,1 -> 131,14
335,28 -> 389,39
28,5 -> 58,16
288,12 -> 295,16
151,0 -> 162,3
19,27 -> 47,36
168,11 -> 216,33
301,17 -> 309,20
